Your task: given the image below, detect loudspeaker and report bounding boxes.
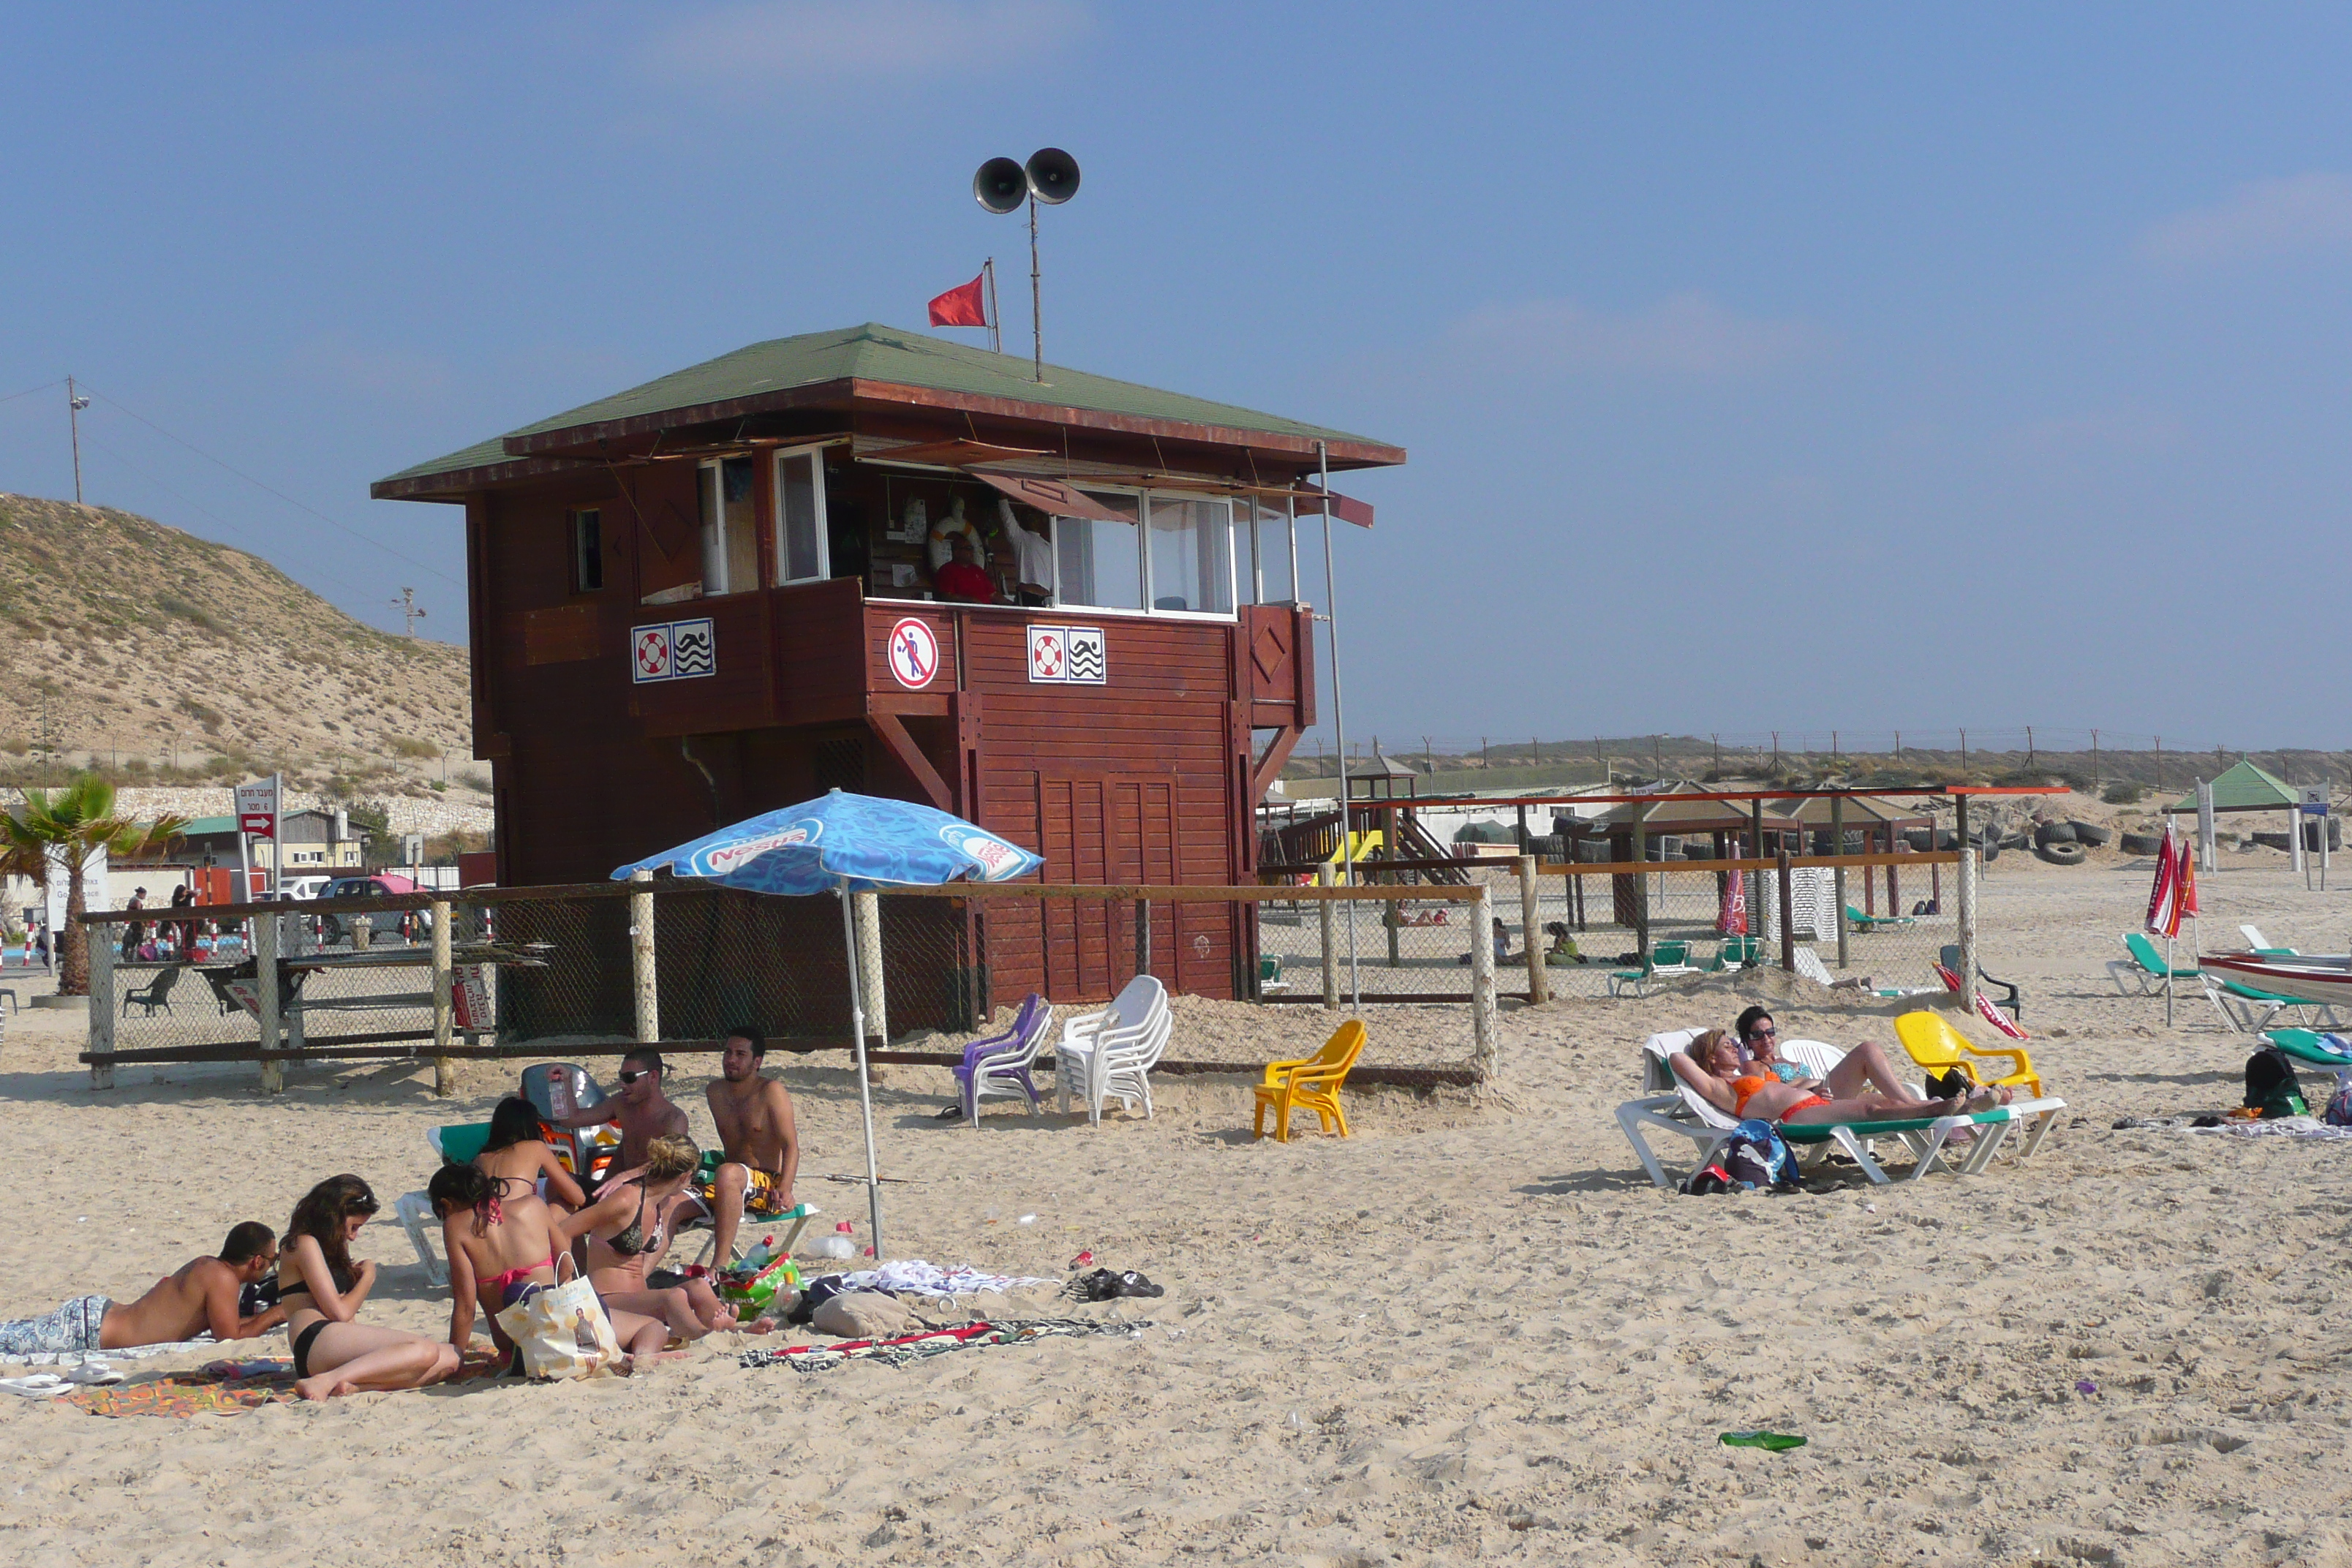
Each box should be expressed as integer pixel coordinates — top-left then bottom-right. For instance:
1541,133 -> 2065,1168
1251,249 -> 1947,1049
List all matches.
973,157 -> 1028,214
1024,147 -> 1080,205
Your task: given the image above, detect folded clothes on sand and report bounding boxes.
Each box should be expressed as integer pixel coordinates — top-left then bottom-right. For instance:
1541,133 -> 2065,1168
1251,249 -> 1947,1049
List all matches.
839,1260 -> 1058,1300
739,1318 -> 1142,1374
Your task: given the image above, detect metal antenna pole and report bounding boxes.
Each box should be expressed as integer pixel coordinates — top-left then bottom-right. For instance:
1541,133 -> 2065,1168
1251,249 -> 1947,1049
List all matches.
984,257 -> 1000,355
67,377 -> 88,505
1029,195 -> 1044,382
1317,440 -> 1360,1007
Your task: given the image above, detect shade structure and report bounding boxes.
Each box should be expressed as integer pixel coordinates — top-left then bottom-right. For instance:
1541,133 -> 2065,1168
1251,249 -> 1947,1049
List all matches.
614,790 -> 1044,1256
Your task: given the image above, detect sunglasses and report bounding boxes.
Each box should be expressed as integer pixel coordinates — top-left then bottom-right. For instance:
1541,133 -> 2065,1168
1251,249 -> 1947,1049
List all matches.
1748,1023 -> 1777,1037
617,1068 -> 654,1085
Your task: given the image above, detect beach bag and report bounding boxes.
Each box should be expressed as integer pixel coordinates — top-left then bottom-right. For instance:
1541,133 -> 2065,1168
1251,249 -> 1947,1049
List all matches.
2244,1044 -> 2307,1120
715,1253 -> 803,1318
494,1277 -> 625,1379
1683,1119 -> 1798,1194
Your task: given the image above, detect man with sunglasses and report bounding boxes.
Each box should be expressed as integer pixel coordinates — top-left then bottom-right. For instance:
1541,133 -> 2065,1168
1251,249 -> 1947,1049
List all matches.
553,1049 -> 692,1199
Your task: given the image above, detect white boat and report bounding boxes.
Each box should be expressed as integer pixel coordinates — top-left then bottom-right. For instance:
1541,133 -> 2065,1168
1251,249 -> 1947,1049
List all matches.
2201,951 -> 2352,1008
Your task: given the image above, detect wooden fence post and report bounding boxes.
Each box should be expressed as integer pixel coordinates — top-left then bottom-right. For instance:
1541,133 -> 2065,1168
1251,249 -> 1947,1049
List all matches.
1776,848 -> 1796,974
431,900 -> 454,1097
629,868 -> 659,1044
853,892 -> 888,1042
1831,795 -> 1849,969
1469,883 -> 1499,1085
1318,864 -> 1338,1009
256,912 -> 282,1095
86,924 -> 115,1090
1518,854 -> 1548,1005
1957,848 -> 1979,1014
1134,898 -> 1152,981
1631,809 -> 1649,958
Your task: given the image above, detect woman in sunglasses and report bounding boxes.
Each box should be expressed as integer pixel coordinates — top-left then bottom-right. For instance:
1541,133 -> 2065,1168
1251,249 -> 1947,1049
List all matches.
279,1175 -> 461,1401
1726,1009 -> 2009,1115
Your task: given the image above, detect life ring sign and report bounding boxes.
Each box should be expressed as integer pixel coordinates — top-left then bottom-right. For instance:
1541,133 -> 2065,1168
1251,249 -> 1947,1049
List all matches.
886,617 -> 941,689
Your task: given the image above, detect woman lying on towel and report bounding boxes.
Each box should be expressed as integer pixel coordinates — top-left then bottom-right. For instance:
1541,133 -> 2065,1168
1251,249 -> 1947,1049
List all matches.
1673,1028 -> 2008,1126
279,1175 -> 462,1401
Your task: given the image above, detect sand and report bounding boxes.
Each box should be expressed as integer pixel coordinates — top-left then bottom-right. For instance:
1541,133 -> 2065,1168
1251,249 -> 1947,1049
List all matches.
1,849 -> 2350,1564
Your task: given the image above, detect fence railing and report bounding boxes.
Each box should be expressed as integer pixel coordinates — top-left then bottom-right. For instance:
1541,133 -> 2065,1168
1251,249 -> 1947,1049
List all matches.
75,879 -> 1508,1096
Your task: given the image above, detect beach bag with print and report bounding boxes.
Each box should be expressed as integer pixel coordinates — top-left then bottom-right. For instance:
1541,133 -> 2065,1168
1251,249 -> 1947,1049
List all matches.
494,1276 -> 625,1380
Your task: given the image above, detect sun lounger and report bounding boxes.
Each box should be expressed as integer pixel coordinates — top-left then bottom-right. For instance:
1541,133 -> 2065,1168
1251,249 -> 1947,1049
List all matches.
1792,945 -> 1934,999
1614,1028 -> 2066,1188
1607,941 -> 1699,998
1845,903 -> 1915,932
2108,931 -> 2199,996
2258,1028 -> 2352,1075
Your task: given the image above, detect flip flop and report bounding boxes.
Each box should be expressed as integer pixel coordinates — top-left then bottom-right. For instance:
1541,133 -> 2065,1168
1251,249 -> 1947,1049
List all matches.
63,1360 -> 121,1385
0,1374 -> 71,1399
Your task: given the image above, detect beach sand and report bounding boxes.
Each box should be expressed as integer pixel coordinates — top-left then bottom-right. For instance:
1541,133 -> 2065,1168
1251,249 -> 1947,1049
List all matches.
1,851 -> 2349,1564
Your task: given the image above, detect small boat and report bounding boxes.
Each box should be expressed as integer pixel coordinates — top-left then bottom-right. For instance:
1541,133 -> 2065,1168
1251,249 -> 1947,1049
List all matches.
2200,951 -> 2352,1009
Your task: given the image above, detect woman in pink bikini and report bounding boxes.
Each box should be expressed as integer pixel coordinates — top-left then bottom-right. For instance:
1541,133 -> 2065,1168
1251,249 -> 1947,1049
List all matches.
1673,1028 -> 2005,1126
426,1164 -> 666,1363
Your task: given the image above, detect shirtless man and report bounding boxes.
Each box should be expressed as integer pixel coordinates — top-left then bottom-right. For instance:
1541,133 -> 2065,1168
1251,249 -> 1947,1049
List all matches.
551,1049 -> 691,1196
684,1026 -> 802,1267
0,1222 -> 284,1357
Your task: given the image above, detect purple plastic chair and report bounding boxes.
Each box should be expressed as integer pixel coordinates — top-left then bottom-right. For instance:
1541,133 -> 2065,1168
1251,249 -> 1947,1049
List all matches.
954,994 -> 1052,1126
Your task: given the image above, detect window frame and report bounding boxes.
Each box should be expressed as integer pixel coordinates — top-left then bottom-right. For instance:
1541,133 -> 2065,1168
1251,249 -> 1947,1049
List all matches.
1139,490 -> 1237,619
568,507 -> 603,594
770,445 -> 832,587
696,456 -> 758,597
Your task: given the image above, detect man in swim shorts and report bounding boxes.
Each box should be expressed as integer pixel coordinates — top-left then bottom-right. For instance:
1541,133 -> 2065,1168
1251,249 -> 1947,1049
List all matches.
0,1222 -> 285,1356
551,1048 -> 693,1197
685,1026 -> 803,1267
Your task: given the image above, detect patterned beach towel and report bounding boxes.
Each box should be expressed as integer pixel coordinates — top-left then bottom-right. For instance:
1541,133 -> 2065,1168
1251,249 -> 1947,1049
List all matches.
67,1349 -> 507,1418
739,1318 -> 1143,1374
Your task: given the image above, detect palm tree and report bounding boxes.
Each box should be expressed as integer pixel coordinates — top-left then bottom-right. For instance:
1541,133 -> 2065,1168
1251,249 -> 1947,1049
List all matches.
0,775 -> 186,996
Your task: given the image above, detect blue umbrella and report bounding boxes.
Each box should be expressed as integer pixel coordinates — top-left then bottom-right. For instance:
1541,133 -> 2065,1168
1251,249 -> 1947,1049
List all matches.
614,790 -> 1043,1256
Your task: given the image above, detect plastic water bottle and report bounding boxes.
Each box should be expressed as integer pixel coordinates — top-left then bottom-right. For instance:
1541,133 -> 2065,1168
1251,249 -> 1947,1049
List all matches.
740,1237 -> 774,1271
809,1221 -> 856,1261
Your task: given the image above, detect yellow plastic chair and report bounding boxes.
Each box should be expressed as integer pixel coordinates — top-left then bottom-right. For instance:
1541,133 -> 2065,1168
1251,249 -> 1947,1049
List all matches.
1893,1010 -> 2042,1098
1253,1021 -> 1367,1142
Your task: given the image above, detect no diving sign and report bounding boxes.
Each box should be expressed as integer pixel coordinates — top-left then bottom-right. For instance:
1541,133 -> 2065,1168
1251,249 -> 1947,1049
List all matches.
887,617 -> 941,689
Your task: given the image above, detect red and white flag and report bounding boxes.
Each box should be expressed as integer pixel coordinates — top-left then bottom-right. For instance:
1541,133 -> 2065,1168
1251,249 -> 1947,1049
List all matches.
927,272 -> 988,328
2146,820 -> 2184,938
1718,869 -> 1748,935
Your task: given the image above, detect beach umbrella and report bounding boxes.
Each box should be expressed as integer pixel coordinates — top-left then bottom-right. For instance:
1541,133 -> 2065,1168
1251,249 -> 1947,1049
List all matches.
1717,867 -> 1748,937
612,790 -> 1044,1256
2145,820 -> 2190,1024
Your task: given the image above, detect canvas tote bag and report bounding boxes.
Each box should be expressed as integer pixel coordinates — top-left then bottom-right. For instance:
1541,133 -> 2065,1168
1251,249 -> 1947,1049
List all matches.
494,1276 -> 625,1379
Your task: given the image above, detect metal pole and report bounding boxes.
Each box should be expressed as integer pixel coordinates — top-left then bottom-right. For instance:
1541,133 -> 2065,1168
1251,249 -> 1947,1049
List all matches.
1317,863 -> 1338,1009
1285,497 -> 1299,605
1776,847 -> 1796,973
67,377 -> 85,506
1028,195 -> 1044,382
983,257 -> 1000,355
1248,500 -> 1264,605
838,884 -> 884,1257
1316,440 -> 1360,1009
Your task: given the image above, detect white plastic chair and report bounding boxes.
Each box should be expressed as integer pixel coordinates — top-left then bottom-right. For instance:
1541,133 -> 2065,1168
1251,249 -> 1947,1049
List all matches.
1093,1003 -> 1172,1124
1055,975 -> 1169,1125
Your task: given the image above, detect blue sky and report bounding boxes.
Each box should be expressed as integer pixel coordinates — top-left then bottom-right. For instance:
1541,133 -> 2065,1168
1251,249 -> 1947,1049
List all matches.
5,4 -> 2351,754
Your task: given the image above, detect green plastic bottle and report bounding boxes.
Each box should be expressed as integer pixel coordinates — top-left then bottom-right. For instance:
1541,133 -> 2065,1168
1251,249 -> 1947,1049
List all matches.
1719,1431 -> 1806,1452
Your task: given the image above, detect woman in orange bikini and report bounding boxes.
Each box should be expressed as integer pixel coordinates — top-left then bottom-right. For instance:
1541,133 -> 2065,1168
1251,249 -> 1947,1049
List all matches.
1673,1028 -> 2004,1126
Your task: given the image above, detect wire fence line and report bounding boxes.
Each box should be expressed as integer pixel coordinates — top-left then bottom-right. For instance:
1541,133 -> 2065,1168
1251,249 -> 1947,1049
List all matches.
73,880 -> 1509,1096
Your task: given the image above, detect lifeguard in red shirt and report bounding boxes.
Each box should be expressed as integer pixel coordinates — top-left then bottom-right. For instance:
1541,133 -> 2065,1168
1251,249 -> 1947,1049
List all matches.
933,533 -> 998,603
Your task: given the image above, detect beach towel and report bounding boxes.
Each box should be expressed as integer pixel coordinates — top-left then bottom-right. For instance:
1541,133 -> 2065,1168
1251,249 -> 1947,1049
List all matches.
739,1318 -> 1142,1374
839,1260 -> 1058,1300
65,1350 -> 505,1417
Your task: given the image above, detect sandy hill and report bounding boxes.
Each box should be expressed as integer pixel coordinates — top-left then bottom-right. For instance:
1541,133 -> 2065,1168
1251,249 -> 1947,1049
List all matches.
0,493 -> 472,791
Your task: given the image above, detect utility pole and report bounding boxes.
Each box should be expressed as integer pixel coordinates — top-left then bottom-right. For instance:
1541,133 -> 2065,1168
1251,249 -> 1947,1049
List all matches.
2027,726 -> 2035,770
2092,729 -> 2099,788
389,587 -> 426,637
67,377 -> 89,506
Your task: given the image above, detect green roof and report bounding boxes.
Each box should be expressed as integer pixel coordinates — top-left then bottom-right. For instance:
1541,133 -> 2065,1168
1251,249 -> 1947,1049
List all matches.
377,323 -> 1400,493
179,815 -> 235,835
2169,758 -> 2298,813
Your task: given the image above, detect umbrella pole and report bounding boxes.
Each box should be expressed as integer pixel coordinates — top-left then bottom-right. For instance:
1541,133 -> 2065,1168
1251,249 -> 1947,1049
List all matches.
839,883 -> 885,1257
2166,932 -> 2175,1028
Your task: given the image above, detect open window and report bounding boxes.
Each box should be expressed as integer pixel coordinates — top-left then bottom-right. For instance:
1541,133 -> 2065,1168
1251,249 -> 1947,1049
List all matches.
1145,494 -> 1235,614
568,508 -> 603,593
697,456 -> 757,595
772,446 -> 829,585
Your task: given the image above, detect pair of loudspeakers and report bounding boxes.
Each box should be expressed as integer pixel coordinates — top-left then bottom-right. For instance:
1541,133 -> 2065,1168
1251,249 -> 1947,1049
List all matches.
973,148 -> 1079,214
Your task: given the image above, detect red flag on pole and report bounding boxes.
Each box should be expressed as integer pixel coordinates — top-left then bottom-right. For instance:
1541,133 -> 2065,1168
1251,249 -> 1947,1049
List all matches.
928,273 -> 988,328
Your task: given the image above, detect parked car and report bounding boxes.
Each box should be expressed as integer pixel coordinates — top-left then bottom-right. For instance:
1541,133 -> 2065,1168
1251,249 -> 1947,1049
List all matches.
319,873 -> 429,943
279,875 -> 333,902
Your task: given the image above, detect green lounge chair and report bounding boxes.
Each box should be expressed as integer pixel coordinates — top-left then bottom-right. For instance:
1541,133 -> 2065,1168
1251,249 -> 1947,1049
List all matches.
2108,931 -> 2199,995
1707,936 -> 1762,971
1609,940 -> 1698,998
2258,1028 -> 2352,1074
1845,903 -> 1916,933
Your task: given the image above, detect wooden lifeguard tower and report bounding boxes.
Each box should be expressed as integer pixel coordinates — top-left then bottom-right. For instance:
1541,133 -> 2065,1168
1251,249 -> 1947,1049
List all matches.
373,324 -> 1405,1007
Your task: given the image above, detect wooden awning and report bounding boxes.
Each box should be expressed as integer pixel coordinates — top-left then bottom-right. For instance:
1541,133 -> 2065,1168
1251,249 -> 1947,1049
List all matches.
858,438 -> 1051,467
969,470 -> 1132,524
1293,483 -> 1375,529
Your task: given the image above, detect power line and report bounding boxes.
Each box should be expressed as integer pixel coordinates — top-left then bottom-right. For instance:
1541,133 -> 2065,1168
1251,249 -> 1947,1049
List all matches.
0,378 -> 66,407
74,380 -> 461,587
